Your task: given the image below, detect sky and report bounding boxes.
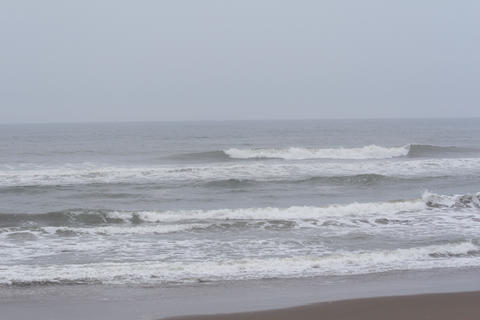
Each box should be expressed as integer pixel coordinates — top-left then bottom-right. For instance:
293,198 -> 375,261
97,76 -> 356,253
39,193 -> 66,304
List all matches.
1,1 -> 479,123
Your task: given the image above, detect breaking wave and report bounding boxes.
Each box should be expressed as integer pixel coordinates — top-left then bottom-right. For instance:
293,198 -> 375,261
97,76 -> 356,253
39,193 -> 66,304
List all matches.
224,144 -> 479,160
0,199 -> 425,227
1,191 -> 479,285
1,191 -> 478,230
224,145 -> 410,160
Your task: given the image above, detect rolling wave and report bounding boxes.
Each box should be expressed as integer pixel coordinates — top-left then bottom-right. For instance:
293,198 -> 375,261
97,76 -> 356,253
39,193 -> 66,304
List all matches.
2,192 -> 478,230
203,174 -> 395,188
224,144 -> 479,160
305,173 -> 394,185
407,144 -> 479,158
224,145 -> 410,160
168,144 -> 478,162
168,150 -> 231,162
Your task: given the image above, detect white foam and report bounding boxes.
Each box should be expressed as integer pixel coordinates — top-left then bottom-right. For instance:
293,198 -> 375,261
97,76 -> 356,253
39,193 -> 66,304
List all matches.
1,193 -> 477,239
41,223 -> 205,235
1,242 -> 478,285
224,145 -> 410,160
2,157 -> 480,187
1,192 -> 479,283
110,200 -> 426,223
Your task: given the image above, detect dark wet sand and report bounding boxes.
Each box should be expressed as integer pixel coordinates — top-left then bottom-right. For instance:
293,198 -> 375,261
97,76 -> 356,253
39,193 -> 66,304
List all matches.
164,291 -> 480,320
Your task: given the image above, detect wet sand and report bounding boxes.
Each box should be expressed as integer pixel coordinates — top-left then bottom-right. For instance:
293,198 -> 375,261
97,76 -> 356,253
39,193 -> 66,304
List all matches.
165,291 -> 480,320
2,269 -> 480,320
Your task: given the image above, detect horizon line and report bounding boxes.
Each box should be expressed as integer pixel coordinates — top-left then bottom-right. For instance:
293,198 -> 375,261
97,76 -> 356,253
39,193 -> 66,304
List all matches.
1,116 -> 480,125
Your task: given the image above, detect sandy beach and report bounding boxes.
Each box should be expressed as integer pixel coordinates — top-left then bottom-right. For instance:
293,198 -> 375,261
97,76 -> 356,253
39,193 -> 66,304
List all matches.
165,291 -> 480,320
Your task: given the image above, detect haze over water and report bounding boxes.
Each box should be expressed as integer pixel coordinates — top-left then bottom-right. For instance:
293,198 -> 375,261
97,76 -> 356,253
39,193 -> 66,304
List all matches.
1,119 -> 480,286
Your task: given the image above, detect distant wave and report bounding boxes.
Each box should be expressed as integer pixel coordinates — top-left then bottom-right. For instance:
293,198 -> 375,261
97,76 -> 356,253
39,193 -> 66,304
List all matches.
306,173 -> 393,185
203,178 -> 256,188
224,145 -> 410,160
224,144 -> 479,160
168,150 -> 231,162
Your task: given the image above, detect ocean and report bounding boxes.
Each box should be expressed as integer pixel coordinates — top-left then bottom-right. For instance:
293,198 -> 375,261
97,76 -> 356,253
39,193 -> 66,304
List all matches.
1,119 -> 480,287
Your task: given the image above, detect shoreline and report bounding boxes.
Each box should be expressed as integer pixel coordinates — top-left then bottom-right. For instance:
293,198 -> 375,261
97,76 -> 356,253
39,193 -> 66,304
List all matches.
2,267 -> 480,320
163,291 -> 480,320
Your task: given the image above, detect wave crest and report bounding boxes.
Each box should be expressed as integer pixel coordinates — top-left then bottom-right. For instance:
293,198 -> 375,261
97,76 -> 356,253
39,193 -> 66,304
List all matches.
0,200 -> 425,227
1,191 -> 477,237
224,145 -> 410,160
2,191 -> 479,227
224,144 -> 480,160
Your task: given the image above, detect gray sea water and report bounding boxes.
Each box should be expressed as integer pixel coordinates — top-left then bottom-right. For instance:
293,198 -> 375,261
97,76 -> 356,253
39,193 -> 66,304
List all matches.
1,119 -> 480,286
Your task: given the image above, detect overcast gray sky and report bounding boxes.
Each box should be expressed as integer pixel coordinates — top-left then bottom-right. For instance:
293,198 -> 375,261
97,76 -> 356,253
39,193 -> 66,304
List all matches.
1,1 -> 479,123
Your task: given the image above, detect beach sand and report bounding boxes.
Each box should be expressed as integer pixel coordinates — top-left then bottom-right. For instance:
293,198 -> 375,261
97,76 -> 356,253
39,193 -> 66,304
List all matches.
164,291 -> 480,320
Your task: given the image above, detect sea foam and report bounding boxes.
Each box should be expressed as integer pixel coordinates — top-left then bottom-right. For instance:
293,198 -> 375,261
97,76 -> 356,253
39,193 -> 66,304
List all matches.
224,145 -> 410,160
2,241 -> 479,285
2,157 -> 480,187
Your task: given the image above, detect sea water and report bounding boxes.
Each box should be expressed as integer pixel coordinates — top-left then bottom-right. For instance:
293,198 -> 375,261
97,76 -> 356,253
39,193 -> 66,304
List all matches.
1,119 -> 480,286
